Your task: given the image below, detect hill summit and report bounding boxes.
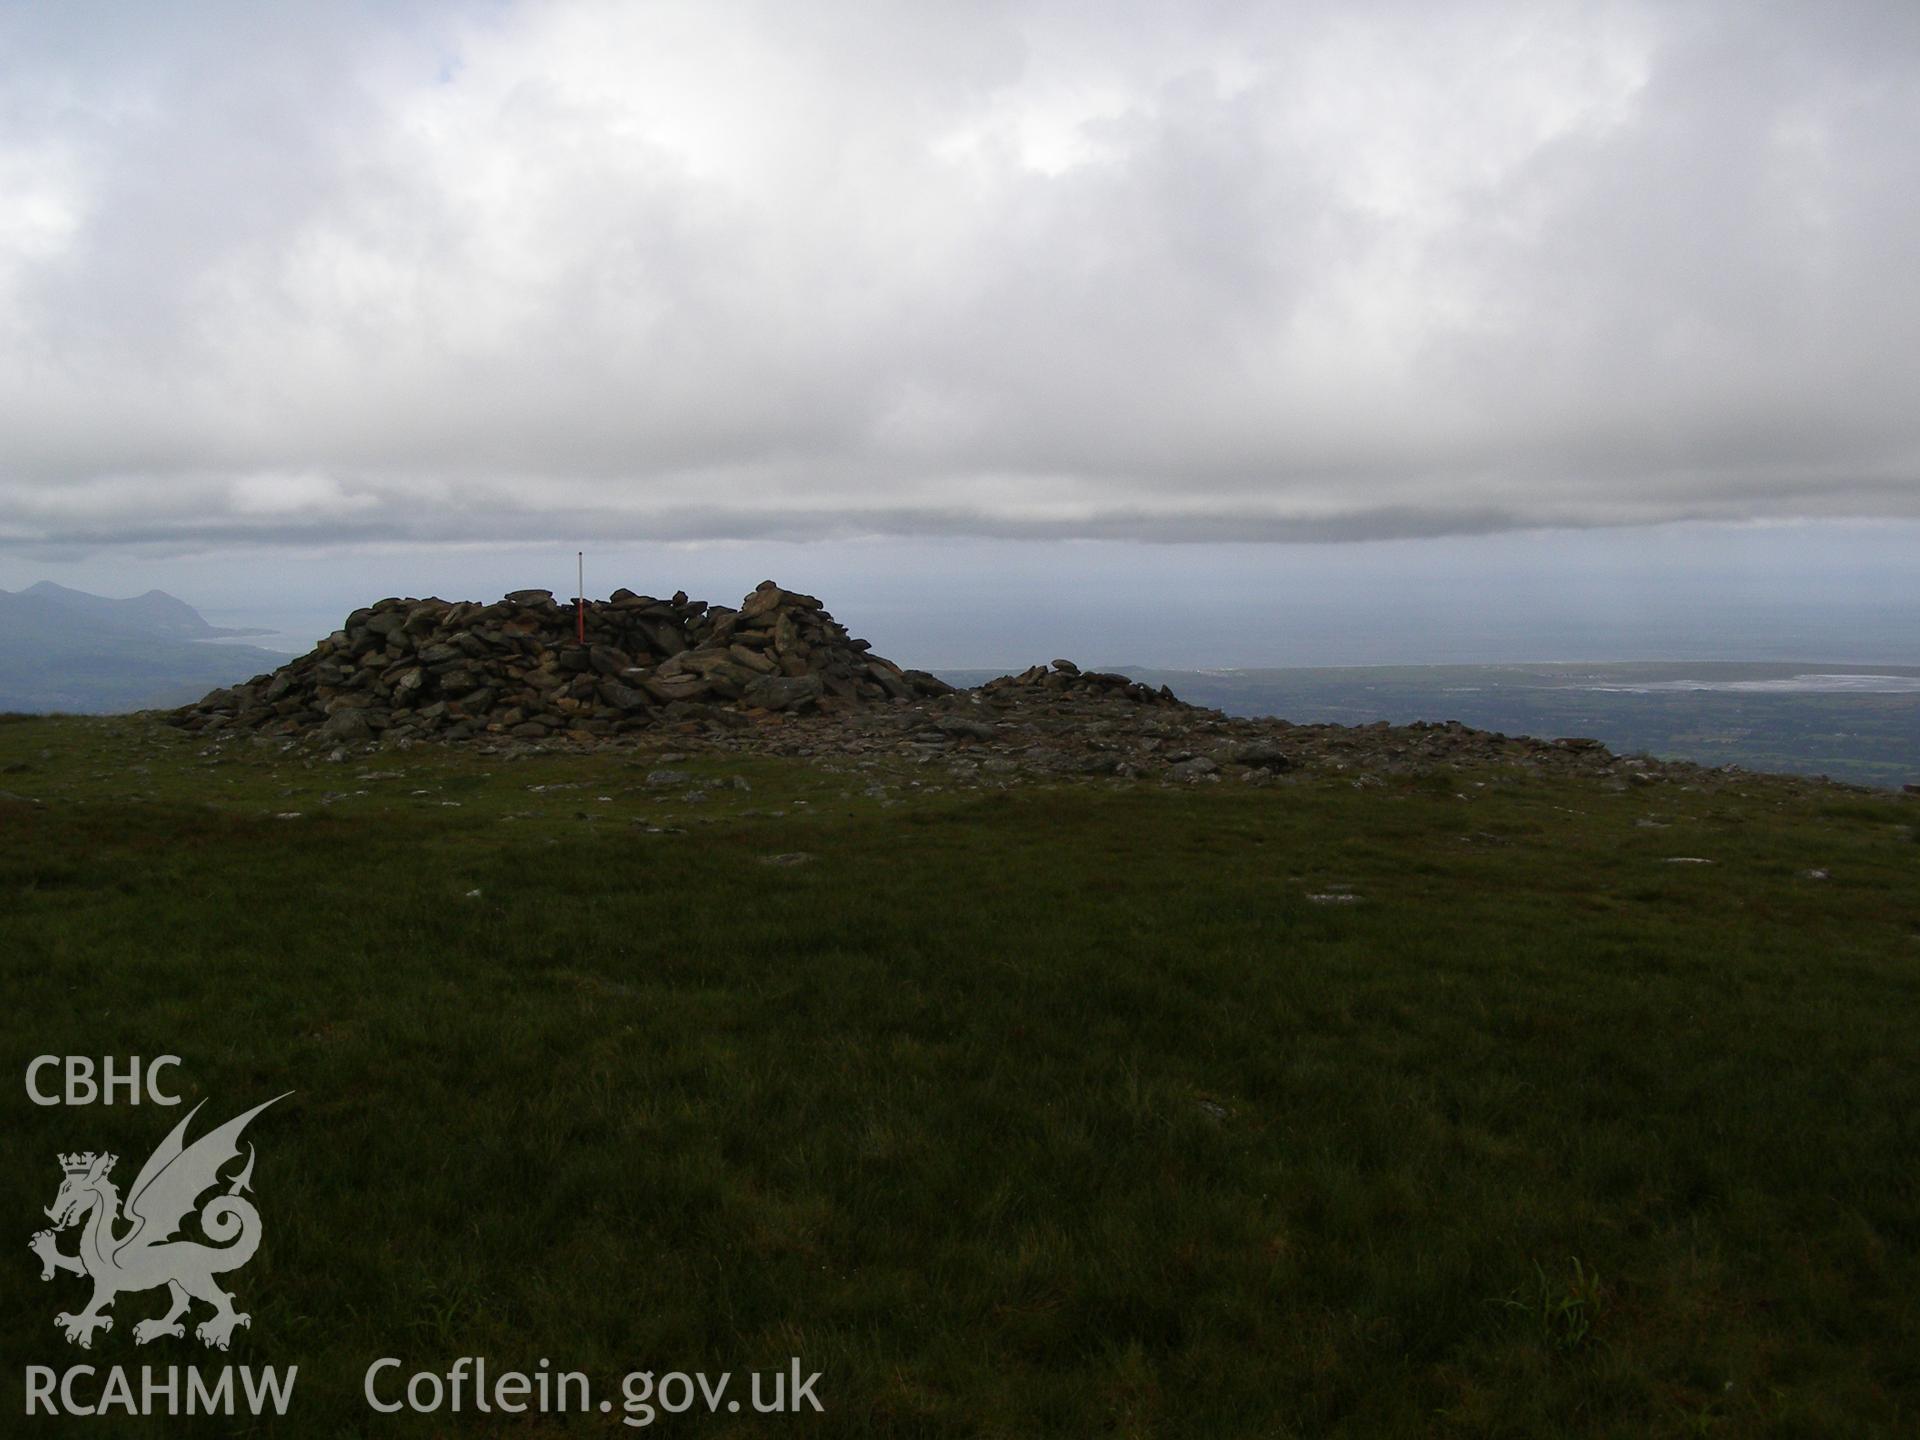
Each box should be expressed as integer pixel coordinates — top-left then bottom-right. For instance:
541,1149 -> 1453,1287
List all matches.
168,581 -> 1179,745
12,580 -> 265,640
169,582 -> 1757,799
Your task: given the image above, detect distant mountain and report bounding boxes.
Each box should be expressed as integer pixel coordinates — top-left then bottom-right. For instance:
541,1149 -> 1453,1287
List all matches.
0,583 -> 293,714
11,580 -> 275,640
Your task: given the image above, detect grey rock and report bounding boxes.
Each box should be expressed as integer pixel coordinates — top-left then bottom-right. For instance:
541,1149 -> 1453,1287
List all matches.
597,680 -> 651,712
742,673 -> 825,712
589,645 -> 635,677
1220,742 -> 1294,771
319,708 -> 373,742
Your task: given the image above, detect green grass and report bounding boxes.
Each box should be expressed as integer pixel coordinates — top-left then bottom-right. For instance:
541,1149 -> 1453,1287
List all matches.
3,716 -> 1918,1436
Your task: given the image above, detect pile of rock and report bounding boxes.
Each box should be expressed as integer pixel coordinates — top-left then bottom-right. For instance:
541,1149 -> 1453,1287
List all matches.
978,659 -> 1184,708
168,582 -> 954,743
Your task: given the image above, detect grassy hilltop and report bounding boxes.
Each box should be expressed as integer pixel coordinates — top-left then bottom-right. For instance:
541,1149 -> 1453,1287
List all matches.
2,712 -> 1917,1437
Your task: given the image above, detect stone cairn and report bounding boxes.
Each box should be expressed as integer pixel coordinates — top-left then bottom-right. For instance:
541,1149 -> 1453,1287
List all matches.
168,582 -> 956,744
978,658 -> 1183,708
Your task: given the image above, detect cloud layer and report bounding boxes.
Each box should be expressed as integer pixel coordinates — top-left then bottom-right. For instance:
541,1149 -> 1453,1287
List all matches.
3,0 -> 1917,550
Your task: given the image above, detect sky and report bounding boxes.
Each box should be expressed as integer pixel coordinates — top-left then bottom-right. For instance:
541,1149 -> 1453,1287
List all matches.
1,1 -> 1916,665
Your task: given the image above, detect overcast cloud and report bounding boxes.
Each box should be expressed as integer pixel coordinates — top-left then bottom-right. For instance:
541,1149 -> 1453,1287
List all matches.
2,0 -> 1917,552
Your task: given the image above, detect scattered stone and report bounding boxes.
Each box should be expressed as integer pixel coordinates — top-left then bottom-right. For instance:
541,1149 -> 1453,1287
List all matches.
1168,756 -> 1219,781
935,717 -> 997,742
1219,742 -> 1294,771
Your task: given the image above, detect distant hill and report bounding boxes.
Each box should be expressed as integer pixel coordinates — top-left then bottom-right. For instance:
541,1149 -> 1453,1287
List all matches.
9,580 -> 274,640
0,583 -> 293,714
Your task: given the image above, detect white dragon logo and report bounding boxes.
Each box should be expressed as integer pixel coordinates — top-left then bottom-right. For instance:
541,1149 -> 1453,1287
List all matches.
29,1094 -> 289,1350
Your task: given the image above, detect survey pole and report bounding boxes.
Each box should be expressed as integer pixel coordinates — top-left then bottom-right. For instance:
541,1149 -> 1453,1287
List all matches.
576,551 -> 585,644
